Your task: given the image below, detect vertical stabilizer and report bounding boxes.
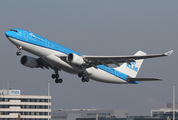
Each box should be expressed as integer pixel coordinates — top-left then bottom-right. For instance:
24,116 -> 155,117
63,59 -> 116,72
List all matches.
114,51 -> 146,78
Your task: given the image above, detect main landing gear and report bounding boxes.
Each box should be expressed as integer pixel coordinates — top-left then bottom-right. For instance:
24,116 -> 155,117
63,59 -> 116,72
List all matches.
16,46 -> 22,56
78,73 -> 89,83
52,69 -> 63,84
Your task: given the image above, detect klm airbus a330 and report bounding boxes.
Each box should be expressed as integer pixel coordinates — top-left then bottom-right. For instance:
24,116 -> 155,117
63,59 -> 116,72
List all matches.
5,28 -> 173,84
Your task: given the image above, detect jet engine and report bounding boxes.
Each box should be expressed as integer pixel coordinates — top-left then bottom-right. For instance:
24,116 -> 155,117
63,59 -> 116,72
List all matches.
66,53 -> 85,66
21,55 -> 38,68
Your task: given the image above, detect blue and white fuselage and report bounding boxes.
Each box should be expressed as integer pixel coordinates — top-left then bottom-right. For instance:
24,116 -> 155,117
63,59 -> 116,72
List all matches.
5,28 -> 173,84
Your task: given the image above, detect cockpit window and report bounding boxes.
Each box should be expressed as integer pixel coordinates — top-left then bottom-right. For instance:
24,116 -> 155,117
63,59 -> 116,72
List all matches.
10,29 -> 18,33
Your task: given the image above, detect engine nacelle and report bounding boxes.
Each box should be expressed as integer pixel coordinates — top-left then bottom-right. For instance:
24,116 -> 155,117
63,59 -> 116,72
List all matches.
66,53 -> 85,66
21,55 -> 38,68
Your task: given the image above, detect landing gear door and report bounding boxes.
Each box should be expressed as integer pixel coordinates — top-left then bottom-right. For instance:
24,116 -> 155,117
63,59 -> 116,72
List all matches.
23,31 -> 28,41
45,39 -> 49,48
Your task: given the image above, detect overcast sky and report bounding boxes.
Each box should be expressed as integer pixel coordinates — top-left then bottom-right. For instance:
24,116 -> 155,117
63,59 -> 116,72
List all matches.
0,0 -> 178,116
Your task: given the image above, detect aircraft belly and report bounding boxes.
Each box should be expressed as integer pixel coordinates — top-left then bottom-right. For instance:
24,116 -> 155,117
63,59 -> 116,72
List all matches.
88,67 -> 127,84
43,54 -> 82,74
9,37 -> 82,74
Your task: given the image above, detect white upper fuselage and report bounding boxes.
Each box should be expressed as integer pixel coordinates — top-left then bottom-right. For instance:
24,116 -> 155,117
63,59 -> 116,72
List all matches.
5,28 -> 131,84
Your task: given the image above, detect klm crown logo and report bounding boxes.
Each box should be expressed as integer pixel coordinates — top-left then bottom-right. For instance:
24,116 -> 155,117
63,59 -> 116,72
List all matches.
126,62 -> 138,72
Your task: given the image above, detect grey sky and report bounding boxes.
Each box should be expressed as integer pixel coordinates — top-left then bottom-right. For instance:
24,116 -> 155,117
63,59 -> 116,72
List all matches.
0,0 -> 178,116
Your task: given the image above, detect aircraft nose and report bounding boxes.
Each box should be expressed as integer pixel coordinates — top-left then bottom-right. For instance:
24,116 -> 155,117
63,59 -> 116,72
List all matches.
5,31 -> 11,37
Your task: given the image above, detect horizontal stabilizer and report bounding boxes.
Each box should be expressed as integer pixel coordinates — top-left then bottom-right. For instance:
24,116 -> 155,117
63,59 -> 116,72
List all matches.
127,78 -> 162,82
164,50 -> 174,56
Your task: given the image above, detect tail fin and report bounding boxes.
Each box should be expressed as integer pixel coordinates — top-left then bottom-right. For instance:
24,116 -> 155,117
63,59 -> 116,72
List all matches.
114,51 -> 146,78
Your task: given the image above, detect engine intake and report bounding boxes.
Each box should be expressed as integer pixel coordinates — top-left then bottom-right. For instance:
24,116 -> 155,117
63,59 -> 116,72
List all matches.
21,56 -> 38,68
67,53 -> 85,66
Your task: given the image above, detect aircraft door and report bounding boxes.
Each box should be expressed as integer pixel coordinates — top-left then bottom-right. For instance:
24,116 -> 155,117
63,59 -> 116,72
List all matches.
45,39 -> 49,48
23,31 -> 28,41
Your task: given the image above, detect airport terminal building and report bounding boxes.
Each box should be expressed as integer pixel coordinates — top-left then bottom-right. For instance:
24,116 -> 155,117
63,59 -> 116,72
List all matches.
0,89 -> 51,120
51,109 -> 128,120
1,87 -> 177,120
151,103 -> 178,119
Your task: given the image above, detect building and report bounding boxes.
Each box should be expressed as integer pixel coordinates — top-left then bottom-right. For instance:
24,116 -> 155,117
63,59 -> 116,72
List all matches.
51,109 -> 128,120
151,103 -> 178,119
0,89 -> 51,120
76,103 -> 178,120
76,117 -> 170,120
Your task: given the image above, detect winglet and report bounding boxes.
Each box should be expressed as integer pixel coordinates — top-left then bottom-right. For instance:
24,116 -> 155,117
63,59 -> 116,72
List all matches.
164,50 -> 174,56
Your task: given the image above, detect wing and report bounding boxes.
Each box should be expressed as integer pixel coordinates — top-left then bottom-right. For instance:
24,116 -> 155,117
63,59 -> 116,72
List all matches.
83,50 -> 173,67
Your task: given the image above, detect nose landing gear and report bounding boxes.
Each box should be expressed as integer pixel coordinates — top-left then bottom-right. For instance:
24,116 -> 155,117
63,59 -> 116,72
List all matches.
16,46 -> 22,56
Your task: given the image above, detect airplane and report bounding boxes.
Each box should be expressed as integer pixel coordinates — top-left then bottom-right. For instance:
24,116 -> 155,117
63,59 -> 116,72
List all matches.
5,28 -> 173,84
